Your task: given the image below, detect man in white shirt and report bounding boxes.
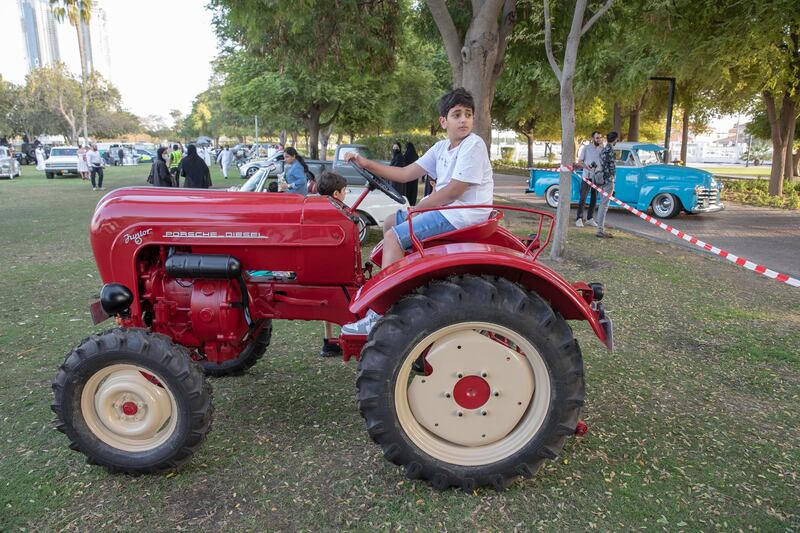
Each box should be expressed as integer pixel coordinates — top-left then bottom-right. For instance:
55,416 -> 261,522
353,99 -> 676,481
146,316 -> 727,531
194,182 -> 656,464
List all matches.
342,88 -> 494,335
575,131 -> 604,227
86,144 -> 105,191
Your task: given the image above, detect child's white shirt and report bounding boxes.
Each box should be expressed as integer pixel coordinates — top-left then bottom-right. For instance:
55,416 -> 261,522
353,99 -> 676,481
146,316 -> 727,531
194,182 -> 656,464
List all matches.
415,133 -> 494,229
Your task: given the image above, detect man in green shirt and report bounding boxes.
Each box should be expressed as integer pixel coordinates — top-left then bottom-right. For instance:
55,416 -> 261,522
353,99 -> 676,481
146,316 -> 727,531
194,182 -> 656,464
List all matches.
169,144 -> 182,187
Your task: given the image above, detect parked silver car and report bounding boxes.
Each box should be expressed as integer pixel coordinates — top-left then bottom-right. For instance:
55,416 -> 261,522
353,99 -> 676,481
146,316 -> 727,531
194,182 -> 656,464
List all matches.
0,146 -> 21,179
44,146 -> 80,179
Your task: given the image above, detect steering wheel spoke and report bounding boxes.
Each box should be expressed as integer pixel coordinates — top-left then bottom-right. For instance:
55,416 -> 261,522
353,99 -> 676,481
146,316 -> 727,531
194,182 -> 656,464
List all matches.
348,161 -> 407,205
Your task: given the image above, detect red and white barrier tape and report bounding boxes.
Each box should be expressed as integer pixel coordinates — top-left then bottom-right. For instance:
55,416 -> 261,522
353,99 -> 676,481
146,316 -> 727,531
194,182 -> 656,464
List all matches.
548,164 -> 800,288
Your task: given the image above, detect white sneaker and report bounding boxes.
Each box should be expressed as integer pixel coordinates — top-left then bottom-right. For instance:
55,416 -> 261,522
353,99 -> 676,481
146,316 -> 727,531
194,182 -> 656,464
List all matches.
341,309 -> 382,335
92,187 -> 97,191
575,218 -> 584,227
586,218 -> 598,227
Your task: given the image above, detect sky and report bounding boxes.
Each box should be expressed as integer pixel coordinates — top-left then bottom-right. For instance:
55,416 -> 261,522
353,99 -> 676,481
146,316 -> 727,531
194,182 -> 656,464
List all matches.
0,0 -> 220,120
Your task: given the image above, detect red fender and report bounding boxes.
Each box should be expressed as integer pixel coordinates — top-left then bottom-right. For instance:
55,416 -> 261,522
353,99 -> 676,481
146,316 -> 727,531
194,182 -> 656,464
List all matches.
350,242 -> 611,349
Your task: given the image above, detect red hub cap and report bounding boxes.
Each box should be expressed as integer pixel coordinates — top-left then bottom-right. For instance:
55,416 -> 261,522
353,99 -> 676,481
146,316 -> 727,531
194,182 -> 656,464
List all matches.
452,375 -> 491,410
121,401 -> 138,416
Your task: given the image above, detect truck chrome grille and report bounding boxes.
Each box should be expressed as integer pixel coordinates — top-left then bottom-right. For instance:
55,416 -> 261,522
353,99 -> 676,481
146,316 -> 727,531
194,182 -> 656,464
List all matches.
696,188 -> 720,208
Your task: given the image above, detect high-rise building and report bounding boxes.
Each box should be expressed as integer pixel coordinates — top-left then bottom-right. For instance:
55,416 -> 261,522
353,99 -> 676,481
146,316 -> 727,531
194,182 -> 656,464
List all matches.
18,0 -> 61,71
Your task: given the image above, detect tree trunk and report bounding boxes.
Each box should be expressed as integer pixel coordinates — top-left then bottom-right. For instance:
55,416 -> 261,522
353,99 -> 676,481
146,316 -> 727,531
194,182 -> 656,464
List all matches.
784,114 -> 796,180
75,23 -> 89,144
680,102 -> 691,164
279,130 -> 287,146
763,91 -> 795,196
612,102 -> 622,133
291,131 -> 298,147
320,123 -> 334,161
524,132 -> 534,167
627,107 -> 640,142
426,0 -> 517,153
793,149 -> 800,180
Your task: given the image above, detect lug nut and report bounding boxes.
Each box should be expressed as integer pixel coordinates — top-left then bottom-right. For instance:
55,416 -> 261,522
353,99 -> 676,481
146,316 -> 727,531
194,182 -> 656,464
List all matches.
481,410 -> 488,416
457,411 -> 463,417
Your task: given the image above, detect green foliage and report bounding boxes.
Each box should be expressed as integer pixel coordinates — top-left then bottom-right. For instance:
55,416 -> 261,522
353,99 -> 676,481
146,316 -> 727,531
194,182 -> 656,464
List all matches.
354,133 -> 443,160
209,0 -> 404,158
721,178 -> 800,209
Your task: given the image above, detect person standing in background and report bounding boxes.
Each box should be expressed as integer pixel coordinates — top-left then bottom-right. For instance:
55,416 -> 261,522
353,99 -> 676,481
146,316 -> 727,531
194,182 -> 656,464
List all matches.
35,145 -> 46,171
117,147 -> 125,166
575,131 -> 604,228
148,147 -> 174,187
403,142 -> 420,206
178,145 -> 212,188
595,131 -> 619,239
216,145 -> 233,179
77,145 -> 89,181
389,141 -> 405,198
169,144 -> 182,187
86,144 -> 105,191
278,147 -> 310,196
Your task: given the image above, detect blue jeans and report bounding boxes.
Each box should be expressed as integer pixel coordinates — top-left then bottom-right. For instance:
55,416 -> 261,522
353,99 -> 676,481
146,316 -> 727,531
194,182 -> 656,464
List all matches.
392,210 -> 456,250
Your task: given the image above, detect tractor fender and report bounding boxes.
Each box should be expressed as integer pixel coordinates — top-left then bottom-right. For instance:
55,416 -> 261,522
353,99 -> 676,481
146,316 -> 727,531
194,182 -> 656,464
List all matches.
350,243 -> 610,347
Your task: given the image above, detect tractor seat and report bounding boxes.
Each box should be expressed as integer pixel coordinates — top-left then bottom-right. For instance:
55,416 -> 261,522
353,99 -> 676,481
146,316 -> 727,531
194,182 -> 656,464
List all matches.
369,210 -> 504,266
419,209 -> 503,244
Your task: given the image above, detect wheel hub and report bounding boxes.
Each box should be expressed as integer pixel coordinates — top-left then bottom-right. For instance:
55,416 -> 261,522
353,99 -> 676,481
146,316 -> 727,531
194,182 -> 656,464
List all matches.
81,365 -> 177,452
453,375 -> 490,409
407,329 -> 535,447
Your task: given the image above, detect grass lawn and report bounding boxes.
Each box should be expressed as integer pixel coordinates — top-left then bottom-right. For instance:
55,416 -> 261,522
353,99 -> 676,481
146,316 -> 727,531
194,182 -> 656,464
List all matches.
1,165 -> 799,531
689,165 -> 771,178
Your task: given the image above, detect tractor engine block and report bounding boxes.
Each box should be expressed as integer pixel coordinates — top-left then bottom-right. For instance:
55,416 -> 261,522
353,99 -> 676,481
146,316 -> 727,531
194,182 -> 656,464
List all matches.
138,256 -> 250,365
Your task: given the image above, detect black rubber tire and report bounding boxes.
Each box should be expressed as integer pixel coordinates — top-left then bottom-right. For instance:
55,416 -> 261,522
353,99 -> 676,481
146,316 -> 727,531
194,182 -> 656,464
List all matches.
45,172 -> 54,179
51,328 -> 213,474
199,321 -> 272,377
356,274 -> 584,491
245,166 -> 258,178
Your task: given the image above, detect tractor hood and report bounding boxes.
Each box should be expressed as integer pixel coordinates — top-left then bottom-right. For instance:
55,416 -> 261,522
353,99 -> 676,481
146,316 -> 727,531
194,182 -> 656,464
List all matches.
90,187 -> 354,283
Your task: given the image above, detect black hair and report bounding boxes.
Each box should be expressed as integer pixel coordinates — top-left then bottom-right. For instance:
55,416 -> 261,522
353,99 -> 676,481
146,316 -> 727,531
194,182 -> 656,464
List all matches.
591,131 -> 602,137
284,146 -> 312,178
317,171 -> 348,197
173,144 -> 179,150
156,146 -> 167,160
437,87 -> 475,118
607,131 -> 619,143
187,144 -> 198,157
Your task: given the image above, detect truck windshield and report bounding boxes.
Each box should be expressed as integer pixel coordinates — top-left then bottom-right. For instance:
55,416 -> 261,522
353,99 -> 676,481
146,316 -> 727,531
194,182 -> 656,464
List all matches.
637,150 -> 664,165
337,146 -> 372,161
50,148 -> 78,156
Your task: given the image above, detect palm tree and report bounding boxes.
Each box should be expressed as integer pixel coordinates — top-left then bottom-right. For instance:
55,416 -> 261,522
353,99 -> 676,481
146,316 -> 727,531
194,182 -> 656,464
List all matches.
49,0 -> 93,145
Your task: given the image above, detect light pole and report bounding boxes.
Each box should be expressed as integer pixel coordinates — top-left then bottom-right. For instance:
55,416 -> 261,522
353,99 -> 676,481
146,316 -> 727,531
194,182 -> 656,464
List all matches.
650,76 -> 676,163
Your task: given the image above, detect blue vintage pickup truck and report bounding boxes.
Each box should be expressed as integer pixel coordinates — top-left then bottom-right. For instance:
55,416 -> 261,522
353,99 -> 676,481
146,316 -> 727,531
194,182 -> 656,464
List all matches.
526,142 -> 724,218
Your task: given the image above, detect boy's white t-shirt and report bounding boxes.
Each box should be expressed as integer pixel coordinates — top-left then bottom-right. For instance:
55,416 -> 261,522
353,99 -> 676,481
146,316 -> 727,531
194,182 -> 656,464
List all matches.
414,133 -> 494,229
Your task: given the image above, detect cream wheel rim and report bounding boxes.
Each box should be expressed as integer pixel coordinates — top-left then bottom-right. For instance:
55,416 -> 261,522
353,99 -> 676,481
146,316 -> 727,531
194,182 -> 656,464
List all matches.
395,322 -> 551,466
81,364 -> 178,452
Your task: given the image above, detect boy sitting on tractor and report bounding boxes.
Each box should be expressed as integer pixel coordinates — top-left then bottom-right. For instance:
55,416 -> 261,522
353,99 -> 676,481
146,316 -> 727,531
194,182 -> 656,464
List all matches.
342,87 -> 494,335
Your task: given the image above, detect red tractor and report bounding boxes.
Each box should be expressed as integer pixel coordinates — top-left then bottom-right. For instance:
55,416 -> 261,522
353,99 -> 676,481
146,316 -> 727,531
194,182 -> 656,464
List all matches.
52,165 -> 612,490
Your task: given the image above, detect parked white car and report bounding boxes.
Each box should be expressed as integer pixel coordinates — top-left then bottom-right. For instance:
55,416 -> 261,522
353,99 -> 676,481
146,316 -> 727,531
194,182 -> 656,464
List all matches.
230,166 -> 409,243
0,146 -> 21,179
44,146 -> 80,179
237,151 -> 285,178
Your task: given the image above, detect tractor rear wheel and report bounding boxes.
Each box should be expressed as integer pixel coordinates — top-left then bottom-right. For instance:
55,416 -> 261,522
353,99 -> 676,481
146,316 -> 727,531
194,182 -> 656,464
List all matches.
52,328 -> 213,474
356,275 -> 584,490
199,321 -> 272,377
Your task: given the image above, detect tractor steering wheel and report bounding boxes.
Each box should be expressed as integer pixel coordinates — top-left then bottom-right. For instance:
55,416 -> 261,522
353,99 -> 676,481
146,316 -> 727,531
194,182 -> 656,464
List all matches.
348,161 -> 407,204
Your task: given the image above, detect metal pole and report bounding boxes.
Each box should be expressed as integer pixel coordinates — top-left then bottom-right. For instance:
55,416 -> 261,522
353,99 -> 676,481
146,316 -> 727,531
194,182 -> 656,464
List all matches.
650,76 -> 676,163
254,116 -> 259,155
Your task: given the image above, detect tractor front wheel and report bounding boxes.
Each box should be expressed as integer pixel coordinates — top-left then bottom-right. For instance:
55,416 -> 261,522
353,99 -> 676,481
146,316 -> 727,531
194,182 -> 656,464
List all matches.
51,328 -> 213,473
356,275 -> 584,490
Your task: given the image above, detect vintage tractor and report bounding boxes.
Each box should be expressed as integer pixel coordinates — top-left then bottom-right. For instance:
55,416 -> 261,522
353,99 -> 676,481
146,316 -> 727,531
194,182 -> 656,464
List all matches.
52,164 -> 613,490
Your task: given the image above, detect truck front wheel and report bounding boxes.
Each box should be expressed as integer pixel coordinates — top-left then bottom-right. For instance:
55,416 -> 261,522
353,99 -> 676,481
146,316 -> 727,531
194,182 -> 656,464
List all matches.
52,328 -> 213,473
356,275 -> 584,490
